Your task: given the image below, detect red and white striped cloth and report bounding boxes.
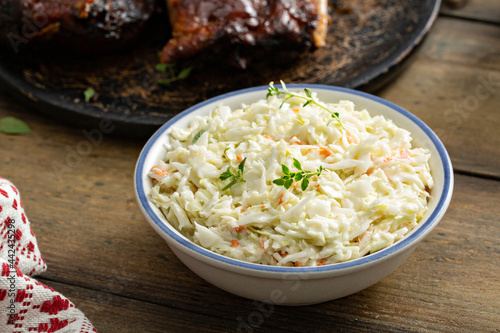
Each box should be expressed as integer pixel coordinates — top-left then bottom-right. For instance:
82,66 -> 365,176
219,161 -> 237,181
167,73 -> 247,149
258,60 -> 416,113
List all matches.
0,178 -> 97,333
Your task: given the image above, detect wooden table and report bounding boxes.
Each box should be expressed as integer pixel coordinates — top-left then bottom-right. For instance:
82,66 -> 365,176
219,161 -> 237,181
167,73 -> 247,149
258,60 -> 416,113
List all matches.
1,2 -> 499,332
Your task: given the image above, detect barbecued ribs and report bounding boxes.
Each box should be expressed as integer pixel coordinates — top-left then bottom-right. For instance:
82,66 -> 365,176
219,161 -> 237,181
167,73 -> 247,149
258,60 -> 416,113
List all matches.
161,0 -> 329,68
0,0 -> 157,53
1,0 -> 329,67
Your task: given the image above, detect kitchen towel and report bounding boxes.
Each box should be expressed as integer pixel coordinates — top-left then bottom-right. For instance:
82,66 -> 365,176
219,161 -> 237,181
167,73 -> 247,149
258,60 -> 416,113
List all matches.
0,177 -> 97,333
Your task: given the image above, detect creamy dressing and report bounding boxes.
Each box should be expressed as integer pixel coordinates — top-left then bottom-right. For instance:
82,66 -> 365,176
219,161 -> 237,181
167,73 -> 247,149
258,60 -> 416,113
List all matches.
149,89 -> 433,267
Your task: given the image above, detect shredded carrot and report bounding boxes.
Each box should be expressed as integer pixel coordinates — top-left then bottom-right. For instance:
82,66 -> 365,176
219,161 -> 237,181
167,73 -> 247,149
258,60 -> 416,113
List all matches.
262,134 -> 275,141
236,155 -> 244,163
278,251 -> 288,258
241,206 -> 247,213
317,259 -> 326,266
319,147 -> 333,157
364,167 -> 374,176
292,108 -> 300,113
294,261 -> 303,267
152,165 -> 158,169
306,146 -> 333,157
261,204 -> 266,209
278,193 -> 285,205
234,226 -> 245,233
289,135 -> 306,145
346,132 -> 357,144
154,169 -> 169,176
231,239 -> 239,247
400,148 -> 410,159
383,149 -> 411,163
260,238 -> 266,249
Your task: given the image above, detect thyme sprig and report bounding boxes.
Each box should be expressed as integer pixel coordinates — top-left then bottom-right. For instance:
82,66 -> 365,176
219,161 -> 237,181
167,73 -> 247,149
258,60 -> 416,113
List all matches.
266,80 -> 345,130
273,158 -> 323,191
156,62 -> 193,85
219,158 -> 247,191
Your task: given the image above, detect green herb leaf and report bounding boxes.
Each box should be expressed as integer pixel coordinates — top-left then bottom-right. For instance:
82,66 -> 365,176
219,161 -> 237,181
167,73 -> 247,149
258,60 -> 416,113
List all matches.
222,180 -> 238,191
273,178 -> 285,186
266,81 -> 278,98
155,63 -> 169,72
192,129 -> 206,144
177,66 -> 193,80
282,164 -> 290,175
220,158 -> 247,191
157,64 -> 193,85
293,158 -> 302,171
0,117 -> 31,135
238,157 -> 247,173
158,78 -> 173,85
83,88 -> 96,103
274,159 -> 323,191
219,167 -> 233,181
266,81 -> 345,130
304,88 -> 313,98
301,178 -> 309,191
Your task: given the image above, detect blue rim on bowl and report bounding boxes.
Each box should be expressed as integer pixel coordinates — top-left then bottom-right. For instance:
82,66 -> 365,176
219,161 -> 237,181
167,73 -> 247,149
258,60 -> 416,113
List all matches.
134,84 -> 454,274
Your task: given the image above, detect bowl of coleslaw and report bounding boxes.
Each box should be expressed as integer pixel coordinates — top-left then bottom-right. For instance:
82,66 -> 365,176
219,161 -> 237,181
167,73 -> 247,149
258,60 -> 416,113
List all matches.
134,83 -> 453,305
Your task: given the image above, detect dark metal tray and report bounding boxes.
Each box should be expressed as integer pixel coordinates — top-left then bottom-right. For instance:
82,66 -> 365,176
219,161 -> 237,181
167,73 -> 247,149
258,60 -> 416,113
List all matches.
0,0 -> 441,137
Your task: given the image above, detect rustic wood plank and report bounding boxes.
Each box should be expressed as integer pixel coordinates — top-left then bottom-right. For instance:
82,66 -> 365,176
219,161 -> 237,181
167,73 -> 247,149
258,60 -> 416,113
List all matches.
421,17 -> 500,71
34,278 -> 236,333
440,0 -> 500,24
31,171 -> 500,333
1,92 -> 498,332
378,17 -> 500,178
1,14 -> 499,332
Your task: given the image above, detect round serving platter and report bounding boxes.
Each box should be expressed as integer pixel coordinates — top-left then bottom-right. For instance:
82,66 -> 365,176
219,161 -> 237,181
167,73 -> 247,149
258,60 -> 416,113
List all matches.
0,0 -> 440,137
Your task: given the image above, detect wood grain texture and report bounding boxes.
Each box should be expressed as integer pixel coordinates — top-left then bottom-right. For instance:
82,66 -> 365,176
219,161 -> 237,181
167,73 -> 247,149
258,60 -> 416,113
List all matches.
440,0 -> 500,24
0,5 -> 499,333
378,17 -> 500,178
34,279 -> 234,333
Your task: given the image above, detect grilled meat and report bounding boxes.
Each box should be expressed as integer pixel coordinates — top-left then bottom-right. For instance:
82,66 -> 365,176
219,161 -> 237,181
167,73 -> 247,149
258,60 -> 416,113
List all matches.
161,0 -> 329,68
1,0 -> 329,67
0,0 -> 157,53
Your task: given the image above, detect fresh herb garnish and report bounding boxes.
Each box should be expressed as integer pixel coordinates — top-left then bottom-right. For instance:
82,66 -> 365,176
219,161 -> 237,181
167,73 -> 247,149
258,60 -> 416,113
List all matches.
155,63 -> 174,72
156,63 -> 193,85
83,88 -> 96,103
0,116 -> 31,135
177,67 -> 193,80
267,80 -> 344,130
219,158 -> 247,191
192,129 -> 206,144
273,158 -> 323,191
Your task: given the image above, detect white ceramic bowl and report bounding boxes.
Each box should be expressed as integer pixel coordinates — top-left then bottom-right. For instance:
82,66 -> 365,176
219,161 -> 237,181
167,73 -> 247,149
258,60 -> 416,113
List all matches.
134,84 -> 453,305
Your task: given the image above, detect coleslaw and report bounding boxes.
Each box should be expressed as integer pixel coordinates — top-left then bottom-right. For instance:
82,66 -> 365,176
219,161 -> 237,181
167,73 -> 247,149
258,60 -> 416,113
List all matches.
148,86 -> 433,267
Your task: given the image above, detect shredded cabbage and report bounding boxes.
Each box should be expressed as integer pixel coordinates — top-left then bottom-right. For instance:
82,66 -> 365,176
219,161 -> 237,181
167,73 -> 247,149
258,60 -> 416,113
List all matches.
149,90 -> 433,267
